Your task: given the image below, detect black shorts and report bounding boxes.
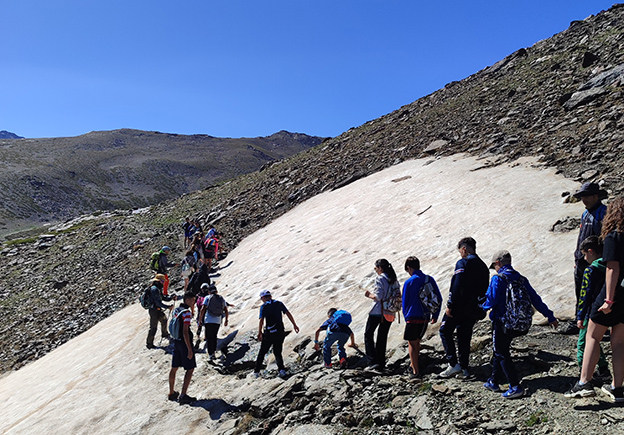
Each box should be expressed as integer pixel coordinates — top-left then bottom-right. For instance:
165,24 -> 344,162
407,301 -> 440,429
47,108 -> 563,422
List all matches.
172,339 -> 197,370
205,251 -> 216,259
590,287 -> 624,327
404,322 -> 427,341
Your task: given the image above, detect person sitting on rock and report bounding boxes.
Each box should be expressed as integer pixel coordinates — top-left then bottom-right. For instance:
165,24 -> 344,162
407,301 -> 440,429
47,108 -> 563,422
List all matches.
253,290 -> 299,378
482,250 -> 558,399
313,308 -> 356,369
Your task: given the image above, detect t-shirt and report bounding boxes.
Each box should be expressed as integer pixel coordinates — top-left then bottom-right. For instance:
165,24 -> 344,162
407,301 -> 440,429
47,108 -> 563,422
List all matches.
202,294 -> 227,324
603,231 -> 624,292
259,299 -> 288,334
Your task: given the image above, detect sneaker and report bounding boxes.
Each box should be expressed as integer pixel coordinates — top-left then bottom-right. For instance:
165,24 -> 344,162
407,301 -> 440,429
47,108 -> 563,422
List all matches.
168,391 -> 179,401
601,384 -> 624,403
178,394 -> 197,404
146,343 -> 156,349
594,367 -> 612,383
339,357 -> 347,369
483,380 -> 502,393
278,369 -> 288,378
558,321 -> 579,335
438,363 -> 462,378
162,334 -> 171,340
252,371 -> 260,379
410,372 -> 423,379
208,354 -> 215,361
323,363 -> 332,369
564,381 -> 596,398
459,368 -> 475,380
502,385 -> 524,399
364,364 -> 380,372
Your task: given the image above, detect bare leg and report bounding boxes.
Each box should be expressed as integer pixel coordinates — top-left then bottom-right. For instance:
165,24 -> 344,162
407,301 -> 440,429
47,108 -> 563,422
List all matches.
611,323 -> 624,388
169,367 -> 178,395
181,369 -> 194,396
580,320 -> 608,383
408,340 -> 421,374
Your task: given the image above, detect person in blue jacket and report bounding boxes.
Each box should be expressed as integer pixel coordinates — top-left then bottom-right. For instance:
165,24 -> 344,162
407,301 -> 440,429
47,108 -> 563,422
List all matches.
402,256 -> 442,377
482,250 -> 559,399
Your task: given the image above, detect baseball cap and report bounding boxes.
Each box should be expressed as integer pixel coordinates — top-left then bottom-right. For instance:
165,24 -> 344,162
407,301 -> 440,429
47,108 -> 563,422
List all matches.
489,250 -> 512,269
259,290 -> 271,298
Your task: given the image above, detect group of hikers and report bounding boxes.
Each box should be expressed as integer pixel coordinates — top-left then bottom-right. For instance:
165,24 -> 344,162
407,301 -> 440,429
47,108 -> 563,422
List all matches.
143,182 -> 624,405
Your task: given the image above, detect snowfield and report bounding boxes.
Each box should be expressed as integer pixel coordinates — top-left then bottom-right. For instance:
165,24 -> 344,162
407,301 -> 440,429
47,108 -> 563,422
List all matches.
0,155 -> 583,434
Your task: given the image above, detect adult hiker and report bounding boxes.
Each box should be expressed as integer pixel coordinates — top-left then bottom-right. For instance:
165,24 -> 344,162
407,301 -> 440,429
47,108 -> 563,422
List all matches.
363,258 -> 400,373
203,232 -> 219,271
313,308 -> 356,369
561,182 -> 608,335
253,290 -> 299,378
181,248 -> 198,292
183,217 -> 192,248
198,284 -> 229,360
566,197 -> 624,402
482,250 -> 558,399
439,237 -> 490,379
153,246 -> 179,296
402,256 -> 443,377
188,261 -> 211,295
168,291 -> 198,405
146,274 -> 176,349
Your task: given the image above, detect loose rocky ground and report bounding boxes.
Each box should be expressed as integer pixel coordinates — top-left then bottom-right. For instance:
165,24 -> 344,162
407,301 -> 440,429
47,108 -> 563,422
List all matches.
202,322 -> 622,435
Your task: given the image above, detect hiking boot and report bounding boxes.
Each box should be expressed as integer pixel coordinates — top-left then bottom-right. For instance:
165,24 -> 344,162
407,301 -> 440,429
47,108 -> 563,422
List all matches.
278,369 -> 288,378
438,363 -> 462,378
339,358 -> 347,369
168,391 -> 180,401
564,381 -> 596,398
502,385 -> 524,399
179,394 -> 197,404
601,384 -> 624,403
483,380 -> 502,393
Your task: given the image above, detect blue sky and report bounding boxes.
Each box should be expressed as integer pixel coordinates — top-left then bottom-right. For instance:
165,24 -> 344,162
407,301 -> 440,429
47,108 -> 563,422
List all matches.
0,1 -> 617,139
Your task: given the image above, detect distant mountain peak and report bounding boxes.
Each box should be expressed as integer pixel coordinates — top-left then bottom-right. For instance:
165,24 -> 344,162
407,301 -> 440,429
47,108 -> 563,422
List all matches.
0,130 -> 23,139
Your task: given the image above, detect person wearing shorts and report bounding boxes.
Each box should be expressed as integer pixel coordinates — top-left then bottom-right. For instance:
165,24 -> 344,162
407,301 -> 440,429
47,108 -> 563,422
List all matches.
572,197 -> 624,402
402,256 -> 442,377
168,292 -> 198,405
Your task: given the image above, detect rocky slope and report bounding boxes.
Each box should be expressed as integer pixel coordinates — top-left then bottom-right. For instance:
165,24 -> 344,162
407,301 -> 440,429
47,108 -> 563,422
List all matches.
0,4 -> 624,434
0,129 -> 323,238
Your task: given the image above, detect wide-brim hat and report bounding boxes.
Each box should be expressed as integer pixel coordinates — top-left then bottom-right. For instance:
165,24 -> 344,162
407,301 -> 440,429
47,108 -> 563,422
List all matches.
573,182 -> 608,199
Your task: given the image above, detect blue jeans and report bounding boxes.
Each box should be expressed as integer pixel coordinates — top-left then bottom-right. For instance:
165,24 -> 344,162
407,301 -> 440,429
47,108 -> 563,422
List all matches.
323,330 -> 349,366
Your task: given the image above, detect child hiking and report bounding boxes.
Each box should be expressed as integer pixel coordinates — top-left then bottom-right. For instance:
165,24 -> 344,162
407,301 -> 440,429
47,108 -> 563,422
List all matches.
313,308 -> 356,369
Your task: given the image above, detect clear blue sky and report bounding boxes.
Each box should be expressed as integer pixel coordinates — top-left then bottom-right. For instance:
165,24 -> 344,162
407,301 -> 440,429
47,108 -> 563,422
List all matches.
0,1 -> 617,139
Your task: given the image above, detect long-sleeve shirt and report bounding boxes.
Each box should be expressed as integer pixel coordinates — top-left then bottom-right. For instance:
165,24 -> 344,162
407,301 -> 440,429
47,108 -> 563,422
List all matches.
482,265 -> 556,324
149,283 -> 174,310
402,270 -> 443,322
447,254 -> 489,318
574,202 -> 607,261
577,259 -> 606,321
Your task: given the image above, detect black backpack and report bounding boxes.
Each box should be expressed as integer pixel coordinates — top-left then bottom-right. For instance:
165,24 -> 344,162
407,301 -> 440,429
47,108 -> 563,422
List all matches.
139,286 -> 152,309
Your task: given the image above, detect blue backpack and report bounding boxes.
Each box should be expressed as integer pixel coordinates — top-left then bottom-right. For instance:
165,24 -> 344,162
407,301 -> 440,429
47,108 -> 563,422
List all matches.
329,310 -> 352,331
168,306 -> 190,340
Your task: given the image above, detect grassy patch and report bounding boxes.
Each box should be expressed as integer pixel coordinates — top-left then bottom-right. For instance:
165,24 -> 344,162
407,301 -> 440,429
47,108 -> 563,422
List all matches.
525,411 -> 547,427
